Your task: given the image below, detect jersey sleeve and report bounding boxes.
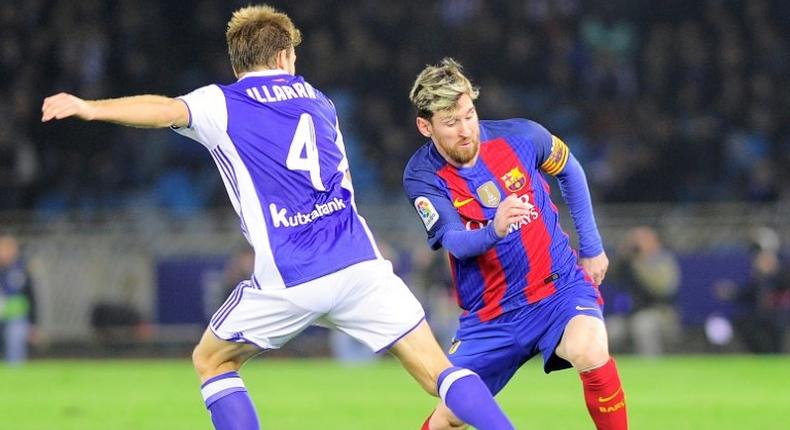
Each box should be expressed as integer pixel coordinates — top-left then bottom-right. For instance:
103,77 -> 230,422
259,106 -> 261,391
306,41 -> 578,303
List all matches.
495,119 -> 564,173
403,159 -> 464,250
509,119 -> 603,257
170,84 -> 227,149
538,134 -> 571,176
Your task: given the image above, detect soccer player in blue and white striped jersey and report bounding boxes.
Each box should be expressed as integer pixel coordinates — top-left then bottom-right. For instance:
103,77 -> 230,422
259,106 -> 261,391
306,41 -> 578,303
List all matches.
41,5 -> 514,430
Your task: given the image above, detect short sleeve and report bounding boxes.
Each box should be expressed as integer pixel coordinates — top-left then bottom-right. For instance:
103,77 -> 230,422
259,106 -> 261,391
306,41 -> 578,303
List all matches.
170,84 -> 228,149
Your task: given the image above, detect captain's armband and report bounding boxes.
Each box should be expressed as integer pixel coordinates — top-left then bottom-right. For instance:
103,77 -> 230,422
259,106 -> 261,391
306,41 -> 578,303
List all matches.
540,135 -> 570,176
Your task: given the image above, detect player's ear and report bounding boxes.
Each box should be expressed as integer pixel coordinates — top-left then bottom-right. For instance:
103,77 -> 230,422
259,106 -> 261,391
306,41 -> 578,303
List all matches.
275,48 -> 289,70
416,117 -> 433,138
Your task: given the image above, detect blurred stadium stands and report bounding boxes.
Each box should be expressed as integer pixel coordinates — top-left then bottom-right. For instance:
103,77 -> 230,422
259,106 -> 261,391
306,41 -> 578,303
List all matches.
1,0 -> 788,356
3,202 -> 788,357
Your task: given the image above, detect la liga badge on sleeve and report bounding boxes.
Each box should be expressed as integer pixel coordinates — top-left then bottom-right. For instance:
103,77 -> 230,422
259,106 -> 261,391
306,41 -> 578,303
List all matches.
414,196 -> 439,230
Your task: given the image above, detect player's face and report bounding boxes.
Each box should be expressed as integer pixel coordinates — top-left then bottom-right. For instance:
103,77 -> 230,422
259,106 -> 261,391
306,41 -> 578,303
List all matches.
419,94 -> 480,167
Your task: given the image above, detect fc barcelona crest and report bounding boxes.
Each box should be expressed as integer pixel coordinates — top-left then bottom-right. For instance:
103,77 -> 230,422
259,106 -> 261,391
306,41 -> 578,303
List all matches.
501,167 -> 526,192
476,181 -> 501,208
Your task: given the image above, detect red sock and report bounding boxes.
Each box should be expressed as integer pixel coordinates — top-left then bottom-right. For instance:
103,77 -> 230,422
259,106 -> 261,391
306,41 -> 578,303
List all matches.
579,358 -> 628,430
420,411 -> 432,430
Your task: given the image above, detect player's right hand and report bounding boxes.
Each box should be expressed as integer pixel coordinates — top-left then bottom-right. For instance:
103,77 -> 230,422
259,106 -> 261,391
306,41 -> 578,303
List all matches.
492,194 -> 531,238
41,92 -> 95,122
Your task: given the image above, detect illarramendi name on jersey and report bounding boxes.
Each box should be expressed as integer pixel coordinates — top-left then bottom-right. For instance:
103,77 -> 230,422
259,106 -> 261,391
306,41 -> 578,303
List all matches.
245,82 -> 317,103
269,198 -> 347,228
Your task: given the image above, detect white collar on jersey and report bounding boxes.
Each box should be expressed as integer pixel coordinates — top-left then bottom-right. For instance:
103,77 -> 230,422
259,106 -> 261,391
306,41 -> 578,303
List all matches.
237,69 -> 290,81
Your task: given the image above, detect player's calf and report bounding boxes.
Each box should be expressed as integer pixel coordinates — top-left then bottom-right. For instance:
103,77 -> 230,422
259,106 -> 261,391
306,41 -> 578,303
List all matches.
201,371 -> 260,430
389,321 -> 514,430
557,316 -> 627,429
436,366 -> 514,430
580,358 -> 628,430
192,329 -> 263,430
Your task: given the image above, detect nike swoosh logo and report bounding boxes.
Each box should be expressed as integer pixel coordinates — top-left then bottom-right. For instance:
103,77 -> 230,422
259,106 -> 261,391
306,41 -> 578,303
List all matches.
575,305 -> 599,311
598,387 -> 622,403
453,197 -> 475,208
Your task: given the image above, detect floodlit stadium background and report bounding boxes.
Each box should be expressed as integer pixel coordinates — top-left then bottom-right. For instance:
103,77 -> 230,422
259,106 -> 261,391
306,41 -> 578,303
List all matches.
1,1 -> 789,428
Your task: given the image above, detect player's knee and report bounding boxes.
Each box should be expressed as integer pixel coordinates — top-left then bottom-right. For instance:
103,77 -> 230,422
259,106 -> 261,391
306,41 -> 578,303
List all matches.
560,317 -> 610,369
191,344 -> 212,377
564,336 -> 609,370
191,342 -> 229,379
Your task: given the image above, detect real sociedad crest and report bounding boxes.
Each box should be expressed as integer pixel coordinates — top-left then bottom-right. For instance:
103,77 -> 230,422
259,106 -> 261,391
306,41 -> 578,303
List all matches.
476,181 -> 501,208
501,167 -> 526,192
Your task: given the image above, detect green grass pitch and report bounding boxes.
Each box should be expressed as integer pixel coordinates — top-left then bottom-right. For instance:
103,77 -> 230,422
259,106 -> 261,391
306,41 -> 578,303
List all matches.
1,356 -> 788,429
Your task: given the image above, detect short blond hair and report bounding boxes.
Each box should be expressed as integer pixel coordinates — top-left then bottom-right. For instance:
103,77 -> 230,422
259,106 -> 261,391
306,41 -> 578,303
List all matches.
409,57 -> 479,119
226,5 -> 302,74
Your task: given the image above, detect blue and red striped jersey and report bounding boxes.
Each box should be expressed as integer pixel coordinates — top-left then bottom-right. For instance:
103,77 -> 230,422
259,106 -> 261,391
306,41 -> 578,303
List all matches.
404,119 -> 588,323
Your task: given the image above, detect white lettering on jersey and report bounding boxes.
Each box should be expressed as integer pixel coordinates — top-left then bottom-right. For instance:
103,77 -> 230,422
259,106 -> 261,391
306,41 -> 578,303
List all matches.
269,198 -> 347,228
463,194 -> 539,235
246,82 -> 318,104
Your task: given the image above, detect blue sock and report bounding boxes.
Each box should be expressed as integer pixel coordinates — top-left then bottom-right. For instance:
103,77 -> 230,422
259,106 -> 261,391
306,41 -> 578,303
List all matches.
201,371 -> 260,430
437,367 -> 514,430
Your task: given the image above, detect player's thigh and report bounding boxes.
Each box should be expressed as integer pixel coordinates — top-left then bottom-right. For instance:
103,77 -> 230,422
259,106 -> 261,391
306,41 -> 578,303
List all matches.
192,328 -> 262,381
388,319 -> 452,395
327,259 -> 426,353
535,284 -> 606,372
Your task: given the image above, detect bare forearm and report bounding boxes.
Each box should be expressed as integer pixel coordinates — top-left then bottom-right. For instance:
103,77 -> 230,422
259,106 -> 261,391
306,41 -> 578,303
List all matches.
41,92 -> 189,128
88,95 -> 188,128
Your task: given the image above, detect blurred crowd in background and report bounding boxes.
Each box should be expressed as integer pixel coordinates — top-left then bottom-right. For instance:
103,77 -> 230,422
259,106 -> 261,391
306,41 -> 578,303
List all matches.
1,0 -> 789,214
1,0 -> 789,361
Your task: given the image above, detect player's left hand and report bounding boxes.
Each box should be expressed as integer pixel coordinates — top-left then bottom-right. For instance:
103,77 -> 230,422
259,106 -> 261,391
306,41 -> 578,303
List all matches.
579,251 -> 608,286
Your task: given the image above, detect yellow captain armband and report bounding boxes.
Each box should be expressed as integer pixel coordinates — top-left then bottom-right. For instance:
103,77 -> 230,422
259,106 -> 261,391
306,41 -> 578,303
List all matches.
540,135 -> 570,176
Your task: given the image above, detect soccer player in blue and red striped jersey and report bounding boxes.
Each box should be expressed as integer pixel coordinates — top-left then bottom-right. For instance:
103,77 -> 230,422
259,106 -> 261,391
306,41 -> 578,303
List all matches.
404,58 -> 628,430
41,8 -> 515,430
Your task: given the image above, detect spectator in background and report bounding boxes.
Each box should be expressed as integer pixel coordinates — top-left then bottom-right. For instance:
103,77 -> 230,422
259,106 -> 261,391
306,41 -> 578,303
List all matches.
610,226 -> 681,356
0,233 -> 37,364
723,227 -> 790,353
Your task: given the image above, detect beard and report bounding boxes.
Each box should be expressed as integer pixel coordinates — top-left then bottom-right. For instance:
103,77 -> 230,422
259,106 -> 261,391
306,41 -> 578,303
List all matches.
442,138 -> 479,165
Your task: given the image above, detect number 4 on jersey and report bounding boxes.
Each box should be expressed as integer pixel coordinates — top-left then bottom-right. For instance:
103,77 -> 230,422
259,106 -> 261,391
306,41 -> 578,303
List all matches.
286,113 -> 325,191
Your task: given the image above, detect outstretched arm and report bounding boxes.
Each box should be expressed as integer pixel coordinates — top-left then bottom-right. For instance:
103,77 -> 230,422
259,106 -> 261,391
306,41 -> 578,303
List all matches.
41,93 -> 189,129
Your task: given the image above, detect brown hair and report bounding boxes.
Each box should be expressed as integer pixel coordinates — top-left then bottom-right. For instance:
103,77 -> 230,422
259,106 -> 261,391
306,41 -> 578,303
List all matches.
226,5 -> 302,74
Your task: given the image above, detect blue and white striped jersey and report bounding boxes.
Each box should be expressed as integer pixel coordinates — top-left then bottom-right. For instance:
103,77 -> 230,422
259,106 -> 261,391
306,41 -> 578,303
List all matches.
173,69 -> 380,288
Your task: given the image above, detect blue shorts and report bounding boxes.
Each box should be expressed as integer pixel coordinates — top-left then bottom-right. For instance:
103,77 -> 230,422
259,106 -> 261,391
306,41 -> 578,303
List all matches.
447,282 -> 603,395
